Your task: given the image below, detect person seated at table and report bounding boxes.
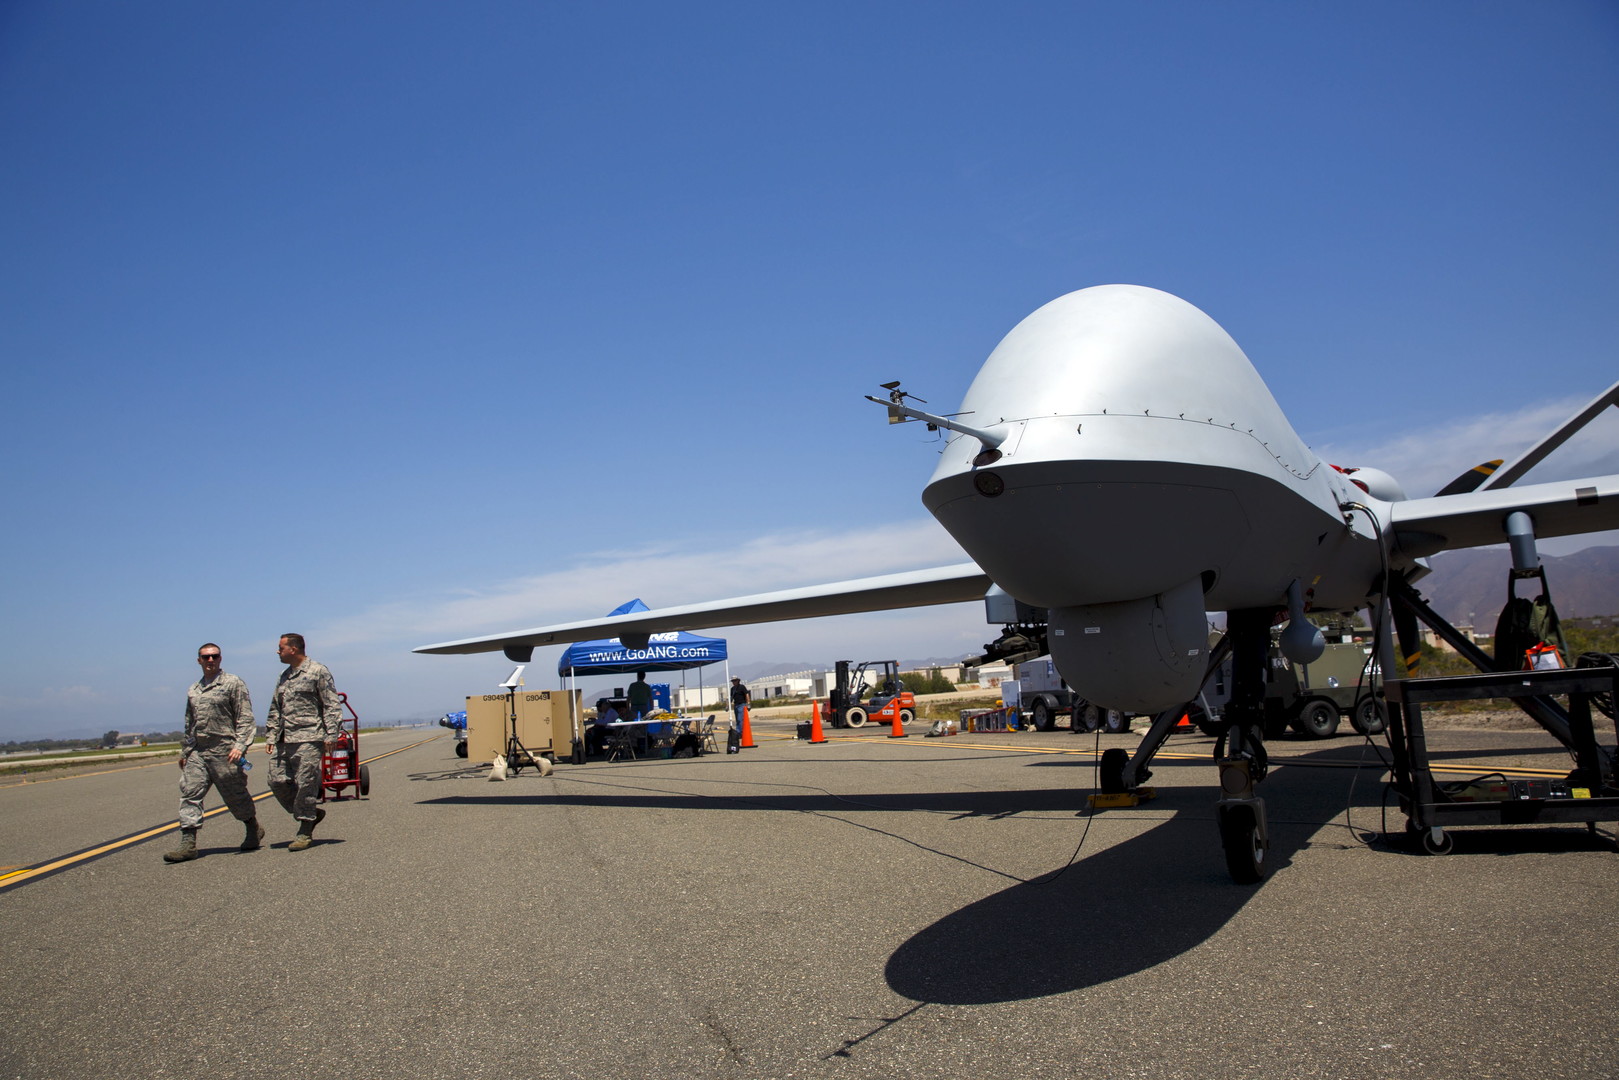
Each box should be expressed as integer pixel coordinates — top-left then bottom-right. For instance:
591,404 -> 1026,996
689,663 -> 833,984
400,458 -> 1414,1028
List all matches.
587,699 -> 620,757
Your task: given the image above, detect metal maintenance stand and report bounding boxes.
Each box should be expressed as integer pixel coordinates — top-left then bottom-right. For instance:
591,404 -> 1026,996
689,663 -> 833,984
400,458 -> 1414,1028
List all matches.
1383,576 -> 1619,854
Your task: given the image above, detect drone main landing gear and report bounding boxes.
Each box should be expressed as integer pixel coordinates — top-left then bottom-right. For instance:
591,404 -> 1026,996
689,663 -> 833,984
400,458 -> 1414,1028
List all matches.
1078,608 -> 1276,884
1212,609 -> 1276,884
1216,748 -> 1270,883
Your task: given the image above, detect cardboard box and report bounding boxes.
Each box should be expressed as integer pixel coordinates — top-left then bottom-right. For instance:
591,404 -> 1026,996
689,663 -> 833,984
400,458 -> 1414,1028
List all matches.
465,689 -> 582,765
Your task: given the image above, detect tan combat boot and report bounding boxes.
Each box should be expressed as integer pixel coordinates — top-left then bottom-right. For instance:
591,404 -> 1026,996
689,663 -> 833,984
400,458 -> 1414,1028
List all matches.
287,807 -> 325,851
240,817 -> 265,852
163,828 -> 199,863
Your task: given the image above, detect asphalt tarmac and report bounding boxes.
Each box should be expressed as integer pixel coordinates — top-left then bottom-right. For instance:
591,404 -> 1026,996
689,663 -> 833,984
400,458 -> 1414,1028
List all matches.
2,720 -> 1615,1080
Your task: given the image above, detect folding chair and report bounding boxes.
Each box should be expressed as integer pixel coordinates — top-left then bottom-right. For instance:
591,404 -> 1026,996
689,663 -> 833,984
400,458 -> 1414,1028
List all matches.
604,729 -> 637,762
698,714 -> 719,754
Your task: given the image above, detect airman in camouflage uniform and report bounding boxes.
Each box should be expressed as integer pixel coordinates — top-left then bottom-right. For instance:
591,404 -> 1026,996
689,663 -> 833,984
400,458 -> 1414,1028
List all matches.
265,632 -> 341,850
164,643 -> 264,863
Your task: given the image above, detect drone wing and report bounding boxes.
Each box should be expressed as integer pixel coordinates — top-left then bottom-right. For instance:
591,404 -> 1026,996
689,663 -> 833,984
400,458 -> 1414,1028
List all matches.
1390,473 -> 1619,558
414,562 -> 993,660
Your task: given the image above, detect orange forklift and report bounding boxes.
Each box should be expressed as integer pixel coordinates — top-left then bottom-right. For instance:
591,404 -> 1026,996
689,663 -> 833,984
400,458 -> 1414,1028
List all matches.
826,660 -> 916,729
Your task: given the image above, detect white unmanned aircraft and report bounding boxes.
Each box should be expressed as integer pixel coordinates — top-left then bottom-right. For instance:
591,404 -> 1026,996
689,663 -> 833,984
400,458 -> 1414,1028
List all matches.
418,285 -> 1619,880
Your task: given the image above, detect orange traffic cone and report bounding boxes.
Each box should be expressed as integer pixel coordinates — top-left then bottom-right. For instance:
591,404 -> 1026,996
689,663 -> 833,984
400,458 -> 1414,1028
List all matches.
888,706 -> 908,739
1175,710 -> 1192,730
809,700 -> 827,744
740,705 -> 756,748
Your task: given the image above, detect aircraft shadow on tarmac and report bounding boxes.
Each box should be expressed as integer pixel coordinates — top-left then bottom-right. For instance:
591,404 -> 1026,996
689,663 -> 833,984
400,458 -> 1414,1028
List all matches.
881,796 -> 1286,1005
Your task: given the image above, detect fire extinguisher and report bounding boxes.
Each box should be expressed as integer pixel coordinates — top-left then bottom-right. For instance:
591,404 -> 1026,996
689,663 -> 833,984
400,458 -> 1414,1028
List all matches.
329,734 -> 351,780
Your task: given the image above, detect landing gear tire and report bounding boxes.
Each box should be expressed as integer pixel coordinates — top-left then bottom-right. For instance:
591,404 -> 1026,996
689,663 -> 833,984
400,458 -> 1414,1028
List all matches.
1351,695 -> 1386,736
1188,702 -> 1222,737
845,707 -> 868,729
1290,699 -> 1339,739
1099,747 -> 1130,794
1072,702 -> 1100,733
1032,700 -> 1053,731
1218,803 -> 1266,884
1102,709 -> 1128,734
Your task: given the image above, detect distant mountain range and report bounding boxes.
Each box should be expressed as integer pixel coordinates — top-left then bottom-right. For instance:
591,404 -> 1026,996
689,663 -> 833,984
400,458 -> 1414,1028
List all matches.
1414,545 -> 1619,631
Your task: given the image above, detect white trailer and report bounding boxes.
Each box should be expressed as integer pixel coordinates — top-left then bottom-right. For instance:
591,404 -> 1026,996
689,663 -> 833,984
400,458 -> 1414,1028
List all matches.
1010,655 -> 1128,733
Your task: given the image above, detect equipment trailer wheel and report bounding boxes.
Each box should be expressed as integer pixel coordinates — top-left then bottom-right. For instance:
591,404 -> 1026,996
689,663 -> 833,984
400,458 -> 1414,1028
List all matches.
1291,699 -> 1339,739
1071,702 -> 1100,733
455,740 -> 468,758
845,706 -> 868,728
1218,803 -> 1266,883
359,764 -> 371,797
1350,695 -> 1386,736
1031,700 -> 1053,731
1102,709 -> 1128,734
1186,701 -> 1221,737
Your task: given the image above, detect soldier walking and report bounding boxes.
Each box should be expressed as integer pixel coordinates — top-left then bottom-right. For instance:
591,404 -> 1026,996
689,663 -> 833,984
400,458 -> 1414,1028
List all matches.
265,633 -> 341,850
165,643 -> 264,862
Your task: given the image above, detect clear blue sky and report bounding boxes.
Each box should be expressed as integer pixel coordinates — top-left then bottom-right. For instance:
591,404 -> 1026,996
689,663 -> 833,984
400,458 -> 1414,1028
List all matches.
3,2 -> 1616,740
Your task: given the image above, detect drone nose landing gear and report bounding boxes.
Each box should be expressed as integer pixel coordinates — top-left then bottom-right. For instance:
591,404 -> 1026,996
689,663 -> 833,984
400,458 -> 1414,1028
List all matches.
1211,608 -> 1277,884
1216,754 -> 1270,884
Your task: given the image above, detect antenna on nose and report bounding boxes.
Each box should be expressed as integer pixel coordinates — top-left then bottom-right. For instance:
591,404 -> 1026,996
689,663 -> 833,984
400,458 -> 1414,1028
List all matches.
865,381 -> 1007,454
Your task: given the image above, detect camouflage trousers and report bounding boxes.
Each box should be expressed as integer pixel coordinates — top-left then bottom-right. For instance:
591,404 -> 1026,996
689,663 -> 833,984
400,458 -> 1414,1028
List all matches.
268,741 -> 325,823
178,740 -> 257,831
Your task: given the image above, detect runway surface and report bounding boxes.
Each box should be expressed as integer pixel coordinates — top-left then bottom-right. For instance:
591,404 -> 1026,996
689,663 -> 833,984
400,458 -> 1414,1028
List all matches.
2,721 -> 1615,1079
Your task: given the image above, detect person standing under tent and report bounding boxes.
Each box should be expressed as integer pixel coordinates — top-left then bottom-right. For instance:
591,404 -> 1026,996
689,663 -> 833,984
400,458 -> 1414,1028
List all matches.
627,670 -> 654,719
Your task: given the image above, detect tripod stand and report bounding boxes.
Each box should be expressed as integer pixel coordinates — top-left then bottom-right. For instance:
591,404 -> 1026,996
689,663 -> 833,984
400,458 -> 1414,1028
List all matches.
501,684 -> 547,776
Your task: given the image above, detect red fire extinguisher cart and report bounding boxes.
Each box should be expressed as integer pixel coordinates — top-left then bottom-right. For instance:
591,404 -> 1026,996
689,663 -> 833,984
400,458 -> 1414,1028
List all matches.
320,692 -> 369,801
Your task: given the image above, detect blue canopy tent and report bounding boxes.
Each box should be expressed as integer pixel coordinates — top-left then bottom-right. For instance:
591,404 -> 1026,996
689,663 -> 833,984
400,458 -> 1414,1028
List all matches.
557,599 -> 730,719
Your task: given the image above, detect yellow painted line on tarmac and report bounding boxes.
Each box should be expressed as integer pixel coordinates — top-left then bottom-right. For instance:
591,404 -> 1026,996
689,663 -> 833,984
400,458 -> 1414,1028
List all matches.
0,733 -> 444,892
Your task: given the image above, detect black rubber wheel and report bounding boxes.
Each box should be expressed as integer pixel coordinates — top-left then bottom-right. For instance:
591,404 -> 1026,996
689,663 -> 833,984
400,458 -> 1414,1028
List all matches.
359,764 -> 371,797
1103,709 -> 1129,734
455,740 -> 468,758
1032,700 -> 1053,731
1099,747 -> 1130,794
1218,803 -> 1266,883
1191,702 -> 1225,738
1291,699 -> 1339,739
1071,702 -> 1100,733
845,706 -> 868,729
1350,695 -> 1386,736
